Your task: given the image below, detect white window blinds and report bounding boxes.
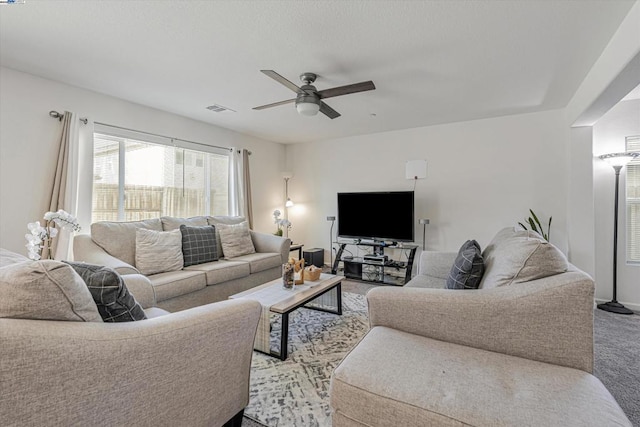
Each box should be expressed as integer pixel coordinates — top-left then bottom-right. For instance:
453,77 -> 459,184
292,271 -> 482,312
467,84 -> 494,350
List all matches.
626,136 -> 640,264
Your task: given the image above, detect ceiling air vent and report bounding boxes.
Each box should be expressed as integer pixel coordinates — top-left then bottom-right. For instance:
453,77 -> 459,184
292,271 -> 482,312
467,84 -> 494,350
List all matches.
206,104 -> 236,113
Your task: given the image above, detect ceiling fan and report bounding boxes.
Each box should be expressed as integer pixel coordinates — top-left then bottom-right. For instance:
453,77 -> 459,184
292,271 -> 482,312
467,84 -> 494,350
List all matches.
253,70 -> 375,119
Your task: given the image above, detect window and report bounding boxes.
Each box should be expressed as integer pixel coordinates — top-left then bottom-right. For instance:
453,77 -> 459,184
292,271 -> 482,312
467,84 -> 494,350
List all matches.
627,135 -> 640,264
92,128 -> 229,223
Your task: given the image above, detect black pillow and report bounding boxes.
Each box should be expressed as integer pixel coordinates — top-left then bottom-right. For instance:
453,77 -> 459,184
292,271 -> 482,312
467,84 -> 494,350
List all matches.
445,240 -> 485,290
180,224 -> 219,267
64,262 -> 147,322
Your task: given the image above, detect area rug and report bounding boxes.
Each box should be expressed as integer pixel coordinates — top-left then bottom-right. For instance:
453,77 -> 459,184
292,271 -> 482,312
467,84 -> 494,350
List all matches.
245,292 -> 369,427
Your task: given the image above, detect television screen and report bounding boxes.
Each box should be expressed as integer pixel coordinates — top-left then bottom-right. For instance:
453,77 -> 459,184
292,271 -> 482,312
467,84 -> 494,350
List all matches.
337,191 -> 414,242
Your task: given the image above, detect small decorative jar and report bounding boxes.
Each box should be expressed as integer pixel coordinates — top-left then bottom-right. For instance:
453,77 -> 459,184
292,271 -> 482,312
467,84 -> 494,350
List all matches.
282,263 -> 294,289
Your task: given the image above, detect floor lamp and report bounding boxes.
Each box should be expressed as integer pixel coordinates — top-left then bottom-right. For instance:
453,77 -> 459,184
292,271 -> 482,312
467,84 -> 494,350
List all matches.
597,152 -> 639,315
419,219 -> 430,250
282,173 -> 294,238
327,216 -> 336,270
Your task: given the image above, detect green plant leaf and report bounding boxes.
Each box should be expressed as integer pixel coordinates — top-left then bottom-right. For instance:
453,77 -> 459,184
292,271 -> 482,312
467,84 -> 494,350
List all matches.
518,222 -> 528,230
528,217 -> 539,233
530,209 -> 544,232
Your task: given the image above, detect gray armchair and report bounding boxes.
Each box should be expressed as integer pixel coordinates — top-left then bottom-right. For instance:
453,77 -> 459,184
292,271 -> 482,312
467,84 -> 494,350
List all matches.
1,298 -> 261,427
330,228 -> 631,426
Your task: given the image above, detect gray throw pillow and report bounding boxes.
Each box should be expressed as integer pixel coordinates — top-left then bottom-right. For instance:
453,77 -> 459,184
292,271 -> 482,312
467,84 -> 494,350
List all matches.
446,240 -> 484,290
64,262 -> 147,322
180,224 -> 219,266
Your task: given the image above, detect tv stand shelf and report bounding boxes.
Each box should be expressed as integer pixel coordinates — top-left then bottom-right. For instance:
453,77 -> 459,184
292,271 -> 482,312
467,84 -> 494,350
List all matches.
331,241 -> 418,286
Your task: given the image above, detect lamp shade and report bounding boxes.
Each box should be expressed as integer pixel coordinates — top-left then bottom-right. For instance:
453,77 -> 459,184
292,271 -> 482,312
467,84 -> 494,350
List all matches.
599,152 -> 639,167
296,102 -> 320,116
285,198 -> 294,208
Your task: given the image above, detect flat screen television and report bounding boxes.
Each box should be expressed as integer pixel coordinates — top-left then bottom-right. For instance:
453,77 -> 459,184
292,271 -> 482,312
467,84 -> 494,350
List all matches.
337,191 -> 414,242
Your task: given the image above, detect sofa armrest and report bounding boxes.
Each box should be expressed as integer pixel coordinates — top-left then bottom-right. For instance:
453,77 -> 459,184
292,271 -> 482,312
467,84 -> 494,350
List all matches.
367,271 -> 595,372
121,274 -> 156,309
73,234 -> 139,275
250,230 -> 291,263
0,298 -> 261,426
418,251 -> 457,278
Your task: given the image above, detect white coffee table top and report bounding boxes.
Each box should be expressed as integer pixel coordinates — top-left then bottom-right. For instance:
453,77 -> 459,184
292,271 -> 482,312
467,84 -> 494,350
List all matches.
229,273 -> 342,314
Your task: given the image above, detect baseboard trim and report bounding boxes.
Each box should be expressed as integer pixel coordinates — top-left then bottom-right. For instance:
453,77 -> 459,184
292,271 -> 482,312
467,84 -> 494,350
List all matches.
595,298 -> 640,313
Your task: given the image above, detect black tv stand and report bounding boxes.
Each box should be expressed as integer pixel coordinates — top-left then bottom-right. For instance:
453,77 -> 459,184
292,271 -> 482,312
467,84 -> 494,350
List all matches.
331,241 -> 418,286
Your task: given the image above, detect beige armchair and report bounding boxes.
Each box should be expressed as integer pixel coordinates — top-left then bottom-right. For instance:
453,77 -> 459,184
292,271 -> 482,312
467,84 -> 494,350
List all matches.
330,229 -> 631,426
1,298 -> 261,427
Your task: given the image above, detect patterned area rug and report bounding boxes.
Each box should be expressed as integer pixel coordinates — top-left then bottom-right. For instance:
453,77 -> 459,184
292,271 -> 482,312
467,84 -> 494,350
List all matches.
245,292 -> 369,427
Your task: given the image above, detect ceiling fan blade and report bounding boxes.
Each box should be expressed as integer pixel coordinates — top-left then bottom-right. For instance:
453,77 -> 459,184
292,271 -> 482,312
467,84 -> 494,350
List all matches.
260,70 -> 301,93
253,98 -> 296,110
316,81 -> 376,99
319,102 -> 341,119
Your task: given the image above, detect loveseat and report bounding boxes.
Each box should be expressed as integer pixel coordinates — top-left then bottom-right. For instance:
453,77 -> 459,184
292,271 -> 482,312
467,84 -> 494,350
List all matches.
74,215 -> 290,312
0,248 -> 262,426
330,227 -> 631,426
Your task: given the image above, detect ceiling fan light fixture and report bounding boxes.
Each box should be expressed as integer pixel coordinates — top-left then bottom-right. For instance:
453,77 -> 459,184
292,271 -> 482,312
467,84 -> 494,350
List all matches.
296,101 -> 320,116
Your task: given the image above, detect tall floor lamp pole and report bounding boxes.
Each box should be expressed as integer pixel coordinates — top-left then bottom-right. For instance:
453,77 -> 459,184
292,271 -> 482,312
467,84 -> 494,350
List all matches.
597,152 -> 638,315
327,216 -> 336,270
419,219 -> 430,251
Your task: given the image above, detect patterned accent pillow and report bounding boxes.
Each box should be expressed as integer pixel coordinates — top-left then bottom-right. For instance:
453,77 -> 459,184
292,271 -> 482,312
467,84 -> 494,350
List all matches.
135,228 -> 184,275
217,221 -> 256,259
446,240 -> 485,290
64,262 -> 147,322
180,224 -> 219,266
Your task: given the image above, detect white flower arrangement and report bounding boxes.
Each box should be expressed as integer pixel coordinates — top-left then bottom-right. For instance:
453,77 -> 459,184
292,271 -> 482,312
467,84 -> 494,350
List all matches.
25,209 -> 81,260
272,209 -> 292,236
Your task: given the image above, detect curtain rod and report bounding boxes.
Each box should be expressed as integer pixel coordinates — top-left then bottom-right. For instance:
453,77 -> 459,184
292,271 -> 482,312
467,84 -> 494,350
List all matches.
48,110 -> 251,154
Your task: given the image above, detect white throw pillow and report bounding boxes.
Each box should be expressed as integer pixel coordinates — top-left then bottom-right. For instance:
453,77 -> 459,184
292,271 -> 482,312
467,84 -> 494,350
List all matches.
217,221 -> 256,259
135,228 -> 184,275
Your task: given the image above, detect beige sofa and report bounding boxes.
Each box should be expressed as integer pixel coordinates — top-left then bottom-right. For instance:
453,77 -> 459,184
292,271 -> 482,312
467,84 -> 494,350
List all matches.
0,249 -> 262,427
330,227 -> 631,426
74,215 -> 290,312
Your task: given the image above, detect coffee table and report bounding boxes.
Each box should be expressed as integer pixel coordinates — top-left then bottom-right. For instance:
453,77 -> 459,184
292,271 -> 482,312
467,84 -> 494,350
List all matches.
229,273 -> 343,360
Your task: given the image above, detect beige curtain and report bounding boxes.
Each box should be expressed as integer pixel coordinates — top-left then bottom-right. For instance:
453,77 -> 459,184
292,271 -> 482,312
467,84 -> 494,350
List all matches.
43,112 -> 73,259
243,149 -> 253,229
48,113 -> 72,214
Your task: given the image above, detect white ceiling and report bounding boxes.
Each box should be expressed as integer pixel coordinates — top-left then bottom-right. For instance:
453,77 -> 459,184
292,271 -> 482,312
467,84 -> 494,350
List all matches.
0,0 -> 635,144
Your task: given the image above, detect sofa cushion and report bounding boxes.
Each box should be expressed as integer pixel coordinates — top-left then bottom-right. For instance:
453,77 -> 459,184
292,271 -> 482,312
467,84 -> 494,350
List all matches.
0,260 -> 102,322
135,228 -> 184,275
64,262 -> 147,322
229,252 -> 281,274
207,216 -> 246,257
404,274 -> 446,289
144,306 -> 170,318
147,270 -> 207,302
480,229 -> 568,289
180,224 -> 219,266
445,240 -> 484,290
330,326 -> 630,427
217,221 -> 256,259
184,260 -> 251,285
91,218 -> 163,266
161,216 -> 209,231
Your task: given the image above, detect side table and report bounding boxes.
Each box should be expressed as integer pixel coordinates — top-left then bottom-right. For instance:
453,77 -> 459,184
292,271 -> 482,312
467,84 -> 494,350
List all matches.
289,243 -> 303,260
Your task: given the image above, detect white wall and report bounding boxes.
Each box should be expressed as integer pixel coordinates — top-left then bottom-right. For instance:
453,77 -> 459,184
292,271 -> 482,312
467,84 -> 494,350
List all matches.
0,66 -> 285,254
285,109 -> 568,268
565,1 -> 640,309
593,98 -> 640,308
